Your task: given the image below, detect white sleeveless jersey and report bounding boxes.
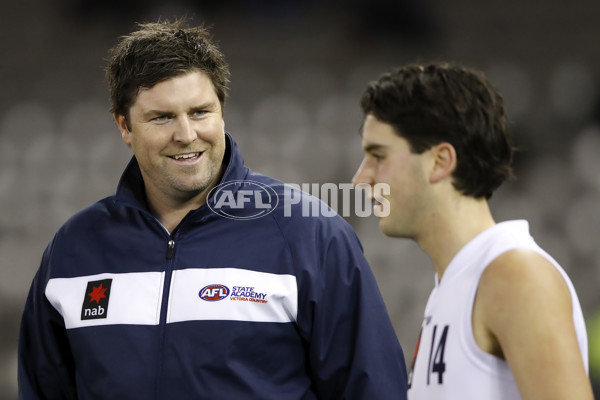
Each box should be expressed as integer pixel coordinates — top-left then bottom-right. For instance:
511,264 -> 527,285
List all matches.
407,220 -> 588,400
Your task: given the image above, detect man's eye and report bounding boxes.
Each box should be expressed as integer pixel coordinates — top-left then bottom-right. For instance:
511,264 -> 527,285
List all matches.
152,115 -> 170,123
191,110 -> 206,118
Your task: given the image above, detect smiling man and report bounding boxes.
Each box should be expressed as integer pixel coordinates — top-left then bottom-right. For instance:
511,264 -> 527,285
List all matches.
116,70 -> 227,232
18,20 -> 408,399
352,62 -> 593,400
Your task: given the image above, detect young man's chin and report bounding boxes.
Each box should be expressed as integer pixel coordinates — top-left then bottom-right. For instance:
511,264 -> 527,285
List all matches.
379,219 -> 396,237
379,219 -> 409,239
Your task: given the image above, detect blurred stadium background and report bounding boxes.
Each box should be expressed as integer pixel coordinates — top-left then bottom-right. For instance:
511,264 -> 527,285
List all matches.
2,0 -> 600,397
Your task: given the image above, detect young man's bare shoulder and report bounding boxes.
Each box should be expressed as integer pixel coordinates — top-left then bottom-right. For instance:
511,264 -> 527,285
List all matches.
480,249 -> 568,302
472,249 -> 572,356
476,249 -> 571,324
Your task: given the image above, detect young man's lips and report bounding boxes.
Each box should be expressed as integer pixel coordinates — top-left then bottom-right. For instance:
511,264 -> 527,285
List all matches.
370,196 -> 386,216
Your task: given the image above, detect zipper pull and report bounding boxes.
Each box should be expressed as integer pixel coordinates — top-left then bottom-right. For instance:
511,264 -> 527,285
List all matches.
166,240 -> 175,260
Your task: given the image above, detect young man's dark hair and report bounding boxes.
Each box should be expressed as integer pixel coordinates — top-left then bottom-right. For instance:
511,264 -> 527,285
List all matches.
360,62 -> 514,199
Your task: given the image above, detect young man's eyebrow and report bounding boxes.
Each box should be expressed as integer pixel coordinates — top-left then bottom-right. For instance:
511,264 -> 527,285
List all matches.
363,143 -> 386,152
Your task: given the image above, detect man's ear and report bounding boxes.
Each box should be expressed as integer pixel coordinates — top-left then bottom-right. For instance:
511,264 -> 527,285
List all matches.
429,142 -> 457,183
114,114 -> 131,146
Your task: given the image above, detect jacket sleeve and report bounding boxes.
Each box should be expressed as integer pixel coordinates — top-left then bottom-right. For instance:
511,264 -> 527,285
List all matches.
18,241 -> 78,400
299,220 -> 408,399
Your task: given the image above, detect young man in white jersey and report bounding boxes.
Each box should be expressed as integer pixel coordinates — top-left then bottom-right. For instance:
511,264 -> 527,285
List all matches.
352,62 -> 593,399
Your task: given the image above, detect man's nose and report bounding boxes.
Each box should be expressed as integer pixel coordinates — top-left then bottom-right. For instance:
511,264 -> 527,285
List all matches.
173,116 -> 196,143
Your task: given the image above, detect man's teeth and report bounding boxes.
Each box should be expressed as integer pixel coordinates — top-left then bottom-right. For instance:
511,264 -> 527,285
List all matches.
173,153 -> 200,160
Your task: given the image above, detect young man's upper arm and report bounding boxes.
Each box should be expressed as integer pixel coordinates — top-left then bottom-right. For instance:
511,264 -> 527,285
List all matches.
475,249 -> 593,400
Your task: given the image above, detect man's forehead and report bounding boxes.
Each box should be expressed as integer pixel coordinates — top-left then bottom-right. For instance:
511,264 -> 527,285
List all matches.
132,73 -> 218,110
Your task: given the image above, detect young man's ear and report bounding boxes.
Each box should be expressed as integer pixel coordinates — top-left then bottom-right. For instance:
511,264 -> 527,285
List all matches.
429,142 -> 457,183
114,114 -> 132,146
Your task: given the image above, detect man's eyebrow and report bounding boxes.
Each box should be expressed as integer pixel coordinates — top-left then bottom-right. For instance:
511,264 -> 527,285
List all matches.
141,101 -> 216,117
363,143 -> 386,152
189,101 -> 217,111
141,109 -> 172,120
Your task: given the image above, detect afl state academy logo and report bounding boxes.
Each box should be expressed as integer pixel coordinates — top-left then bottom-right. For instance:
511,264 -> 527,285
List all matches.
207,180 -> 279,220
199,284 -> 230,301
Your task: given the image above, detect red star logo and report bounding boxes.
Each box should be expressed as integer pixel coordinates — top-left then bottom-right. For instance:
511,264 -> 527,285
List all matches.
88,284 -> 108,304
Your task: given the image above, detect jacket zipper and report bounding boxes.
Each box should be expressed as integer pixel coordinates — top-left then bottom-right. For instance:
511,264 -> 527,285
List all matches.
166,240 -> 175,260
152,212 -> 202,398
155,238 -> 176,400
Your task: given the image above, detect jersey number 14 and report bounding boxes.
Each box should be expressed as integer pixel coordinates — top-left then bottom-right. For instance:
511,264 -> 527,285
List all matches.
427,324 -> 449,385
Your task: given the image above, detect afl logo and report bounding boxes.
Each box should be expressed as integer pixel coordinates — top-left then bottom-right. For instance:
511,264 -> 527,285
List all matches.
207,180 -> 279,220
199,284 -> 230,301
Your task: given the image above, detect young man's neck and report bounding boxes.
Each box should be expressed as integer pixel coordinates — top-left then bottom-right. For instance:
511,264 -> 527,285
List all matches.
417,195 -> 496,281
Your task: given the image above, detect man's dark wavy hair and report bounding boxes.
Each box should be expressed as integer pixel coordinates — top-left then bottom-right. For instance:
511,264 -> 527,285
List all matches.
106,19 -> 230,124
361,62 -> 515,199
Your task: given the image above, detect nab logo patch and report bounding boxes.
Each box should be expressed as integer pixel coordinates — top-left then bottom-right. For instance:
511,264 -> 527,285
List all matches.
199,284 -> 230,301
81,279 -> 112,320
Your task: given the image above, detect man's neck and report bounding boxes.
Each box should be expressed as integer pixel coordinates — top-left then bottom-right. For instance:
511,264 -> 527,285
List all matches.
141,164 -> 226,234
417,195 -> 496,281
147,191 -> 209,234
